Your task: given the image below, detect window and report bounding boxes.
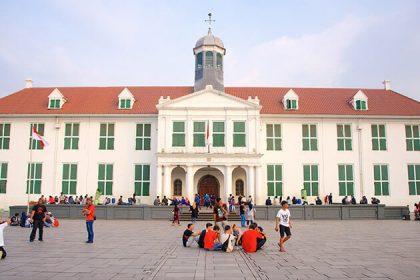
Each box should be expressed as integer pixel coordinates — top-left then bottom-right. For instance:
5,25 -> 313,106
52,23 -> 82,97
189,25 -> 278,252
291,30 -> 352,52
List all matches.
119,99 -> 131,109
0,123 -> 10,150
216,53 -> 223,69
371,124 -> 387,151
173,179 -> 182,196
136,124 -> 151,150
285,99 -> 297,110
62,163 -> 77,195
193,122 -> 206,147
205,51 -> 213,68
233,121 -> 246,147
196,52 -> 203,69
235,179 -> 244,196
172,122 -> 185,147
29,124 -> 45,150
337,124 -> 352,151
212,122 -> 225,147
408,164 -> 420,195
303,165 -> 319,196
267,164 -> 282,196
99,123 -> 115,150
49,99 -> 61,109
302,124 -> 317,151
98,164 -> 113,195
355,100 -> 367,110
374,164 -> 389,196
0,163 -> 7,193
405,125 -> 420,151
338,165 -> 354,196
266,124 -> 282,151
64,123 -> 79,150
135,164 -> 150,196
26,163 -> 42,194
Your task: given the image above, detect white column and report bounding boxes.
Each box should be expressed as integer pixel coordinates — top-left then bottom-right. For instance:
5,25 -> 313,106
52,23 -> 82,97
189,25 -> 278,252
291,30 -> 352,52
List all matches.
163,165 -> 171,198
224,165 -> 232,202
186,165 -> 194,201
247,166 -> 255,203
156,165 -> 163,198
255,166 -> 262,205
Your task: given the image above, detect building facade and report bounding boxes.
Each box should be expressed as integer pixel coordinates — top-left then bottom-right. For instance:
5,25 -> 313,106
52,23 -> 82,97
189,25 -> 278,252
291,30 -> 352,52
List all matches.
0,30 -> 419,209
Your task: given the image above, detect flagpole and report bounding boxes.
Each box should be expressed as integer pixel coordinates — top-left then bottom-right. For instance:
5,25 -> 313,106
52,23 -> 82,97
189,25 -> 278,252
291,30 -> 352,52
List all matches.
207,120 -> 210,154
27,126 -> 33,214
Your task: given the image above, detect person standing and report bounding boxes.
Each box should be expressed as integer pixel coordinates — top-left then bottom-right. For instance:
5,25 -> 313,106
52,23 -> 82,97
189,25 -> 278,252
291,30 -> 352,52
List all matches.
82,197 -> 95,243
0,219 -> 11,260
190,202 -> 199,223
245,204 -> 256,226
172,205 -> 180,226
29,198 -> 47,242
239,203 -> 246,227
275,201 -> 292,252
213,198 -> 228,231
328,193 -> 333,204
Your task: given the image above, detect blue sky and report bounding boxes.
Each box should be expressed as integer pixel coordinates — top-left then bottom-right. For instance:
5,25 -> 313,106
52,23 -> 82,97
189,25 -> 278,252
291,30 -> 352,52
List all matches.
0,0 -> 419,100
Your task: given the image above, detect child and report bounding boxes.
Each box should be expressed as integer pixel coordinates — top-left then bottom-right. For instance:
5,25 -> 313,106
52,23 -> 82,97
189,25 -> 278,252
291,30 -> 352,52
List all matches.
275,201 -> 292,252
232,224 -> 242,245
0,219 -> 11,260
172,205 -> 180,226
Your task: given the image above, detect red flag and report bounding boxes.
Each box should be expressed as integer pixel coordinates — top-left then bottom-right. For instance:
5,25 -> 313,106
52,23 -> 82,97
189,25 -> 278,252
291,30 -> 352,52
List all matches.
206,121 -> 210,144
32,127 -> 49,148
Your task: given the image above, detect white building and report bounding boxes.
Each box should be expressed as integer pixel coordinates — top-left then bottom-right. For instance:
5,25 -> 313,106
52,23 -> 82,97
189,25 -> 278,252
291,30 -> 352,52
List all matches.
0,29 -> 419,209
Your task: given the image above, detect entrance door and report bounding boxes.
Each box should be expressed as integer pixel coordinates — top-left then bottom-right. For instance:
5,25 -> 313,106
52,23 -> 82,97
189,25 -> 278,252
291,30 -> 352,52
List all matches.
198,175 -> 220,204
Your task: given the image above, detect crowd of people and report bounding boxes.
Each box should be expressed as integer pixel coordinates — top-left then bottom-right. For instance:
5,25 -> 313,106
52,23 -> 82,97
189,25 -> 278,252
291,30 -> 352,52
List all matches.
182,200 -> 293,253
264,193 -> 384,206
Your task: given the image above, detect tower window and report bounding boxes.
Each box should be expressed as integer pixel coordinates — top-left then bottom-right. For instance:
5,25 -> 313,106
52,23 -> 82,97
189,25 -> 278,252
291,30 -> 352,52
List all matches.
49,99 -> 61,109
205,51 -> 213,68
355,100 -> 367,110
196,52 -> 203,69
286,99 -> 298,110
216,53 -> 223,69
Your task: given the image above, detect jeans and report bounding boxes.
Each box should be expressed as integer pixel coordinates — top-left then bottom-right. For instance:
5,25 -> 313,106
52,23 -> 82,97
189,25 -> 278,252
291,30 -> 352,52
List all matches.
210,243 -> 223,251
240,214 -> 246,227
256,238 -> 266,251
191,217 -> 197,223
86,220 -> 94,242
30,220 -> 44,241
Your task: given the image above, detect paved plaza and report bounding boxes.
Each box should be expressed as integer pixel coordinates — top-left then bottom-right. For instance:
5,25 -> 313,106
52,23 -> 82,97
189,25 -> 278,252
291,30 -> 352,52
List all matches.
0,219 -> 419,280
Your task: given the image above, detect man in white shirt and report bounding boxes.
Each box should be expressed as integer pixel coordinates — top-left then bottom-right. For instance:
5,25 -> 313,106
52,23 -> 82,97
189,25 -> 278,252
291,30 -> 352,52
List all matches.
275,201 -> 292,252
220,225 -> 235,252
0,219 -> 11,260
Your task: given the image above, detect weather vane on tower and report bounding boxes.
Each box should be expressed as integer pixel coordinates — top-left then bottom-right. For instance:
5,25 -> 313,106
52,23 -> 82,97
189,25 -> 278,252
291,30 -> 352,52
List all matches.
205,13 -> 215,32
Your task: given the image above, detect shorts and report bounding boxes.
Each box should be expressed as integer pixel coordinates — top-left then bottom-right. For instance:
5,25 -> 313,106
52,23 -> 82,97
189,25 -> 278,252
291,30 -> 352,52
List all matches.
279,225 -> 291,237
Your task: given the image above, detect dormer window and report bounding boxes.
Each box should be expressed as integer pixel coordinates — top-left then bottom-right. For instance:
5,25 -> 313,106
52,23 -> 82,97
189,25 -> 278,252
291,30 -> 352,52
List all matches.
49,99 -> 61,109
355,100 -> 367,110
48,88 -> 66,110
119,99 -> 131,109
286,99 -> 298,110
352,90 -> 368,111
283,89 -> 299,110
118,88 -> 135,110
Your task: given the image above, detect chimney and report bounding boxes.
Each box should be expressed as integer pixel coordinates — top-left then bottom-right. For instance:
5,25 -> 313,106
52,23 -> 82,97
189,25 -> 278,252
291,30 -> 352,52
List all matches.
25,79 -> 33,88
383,80 -> 391,90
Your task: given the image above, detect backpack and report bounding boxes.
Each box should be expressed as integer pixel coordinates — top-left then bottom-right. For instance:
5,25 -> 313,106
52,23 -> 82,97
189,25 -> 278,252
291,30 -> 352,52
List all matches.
198,230 -> 206,248
221,235 -> 231,252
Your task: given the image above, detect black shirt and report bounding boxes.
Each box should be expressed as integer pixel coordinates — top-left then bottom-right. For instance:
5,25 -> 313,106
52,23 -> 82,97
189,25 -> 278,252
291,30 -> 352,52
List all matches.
190,206 -> 199,218
198,229 -> 206,248
240,204 -> 245,215
32,204 -> 47,220
182,229 -> 193,247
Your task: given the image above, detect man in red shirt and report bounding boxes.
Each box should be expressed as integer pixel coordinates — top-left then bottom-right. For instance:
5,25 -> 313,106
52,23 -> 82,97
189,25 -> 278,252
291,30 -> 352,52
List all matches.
240,224 -> 264,253
204,225 -> 222,251
82,197 -> 95,243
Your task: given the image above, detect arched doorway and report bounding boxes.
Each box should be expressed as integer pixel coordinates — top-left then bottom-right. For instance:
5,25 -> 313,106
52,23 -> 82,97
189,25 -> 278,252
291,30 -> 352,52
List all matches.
235,179 -> 245,196
198,175 -> 220,199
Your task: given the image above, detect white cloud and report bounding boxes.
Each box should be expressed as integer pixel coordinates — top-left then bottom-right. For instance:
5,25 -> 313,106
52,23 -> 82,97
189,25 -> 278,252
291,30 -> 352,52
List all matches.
225,16 -> 372,88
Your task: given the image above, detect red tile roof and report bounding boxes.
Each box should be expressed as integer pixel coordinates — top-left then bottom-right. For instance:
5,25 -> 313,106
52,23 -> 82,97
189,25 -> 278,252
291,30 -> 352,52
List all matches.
0,86 -> 419,116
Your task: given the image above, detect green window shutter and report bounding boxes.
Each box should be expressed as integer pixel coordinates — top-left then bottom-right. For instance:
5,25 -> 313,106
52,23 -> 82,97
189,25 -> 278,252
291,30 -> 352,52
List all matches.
193,122 -> 205,147
49,99 -> 54,108
267,182 -> 274,196
312,165 -> 318,180
106,164 -> 113,180
233,121 -> 246,147
292,100 -> 297,109
144,124 -> 151,136
339,182 -> 346,196
100,124 -> 107,136
213,122 -> 225,147
303,165 -> 310,181
302,125 -> 309,137
275,182 -> 282,196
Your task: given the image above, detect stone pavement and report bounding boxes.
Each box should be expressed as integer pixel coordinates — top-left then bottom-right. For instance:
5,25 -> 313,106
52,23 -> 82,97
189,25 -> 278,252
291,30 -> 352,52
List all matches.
0,219 -> 419,280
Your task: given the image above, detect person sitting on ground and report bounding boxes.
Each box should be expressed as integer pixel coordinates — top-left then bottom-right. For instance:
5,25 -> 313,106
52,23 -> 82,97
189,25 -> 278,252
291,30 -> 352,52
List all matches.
19,212 -> 27,227
239,224 -> 264,253
198,223 -> 213,248
265,197 -> 272,206
287,196 -> 292,205
232,224 -> 242,245
154,196 -> 161,206
273,196 -> 280,206
44,212 -> 53,228
10,213 -> 20,226
68,196 -> 74,204
220,225 -> 236,253
255,223 -> 267,250
59,192 -> 66,204
54,196 -> 59,204
204,225 -> 222,251
292,196 -> 297,204
48,196 -> 55,204
414,203 -> 420,221
182,223 -> 201,247
351,195 -> 356,205
342,196 -> 348,205
180,197 -> 186,206
296,197 -> 302,205
315,197 -> 322,205
132,193 -> 137,205
371,197 -> 381,204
